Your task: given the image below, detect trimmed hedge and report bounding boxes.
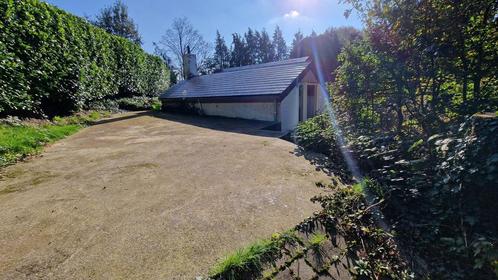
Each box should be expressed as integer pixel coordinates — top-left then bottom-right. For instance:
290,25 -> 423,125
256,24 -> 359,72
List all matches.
0,0 -> 169,117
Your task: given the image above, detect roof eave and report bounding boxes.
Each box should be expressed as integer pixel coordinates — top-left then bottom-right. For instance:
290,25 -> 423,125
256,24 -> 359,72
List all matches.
160,94 -> 281,103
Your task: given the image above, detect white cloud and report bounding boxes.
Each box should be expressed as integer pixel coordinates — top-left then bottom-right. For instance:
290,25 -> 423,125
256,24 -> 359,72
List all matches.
284,10 -> 300,18
269,10 -> 311,25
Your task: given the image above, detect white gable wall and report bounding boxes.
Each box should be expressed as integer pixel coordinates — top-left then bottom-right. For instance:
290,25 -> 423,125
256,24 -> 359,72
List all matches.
279,86 -> 299,132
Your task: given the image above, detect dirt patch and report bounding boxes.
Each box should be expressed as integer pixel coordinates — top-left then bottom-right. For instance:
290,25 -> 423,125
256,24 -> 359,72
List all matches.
0,171 -> 57,195
0,112 -> 335,279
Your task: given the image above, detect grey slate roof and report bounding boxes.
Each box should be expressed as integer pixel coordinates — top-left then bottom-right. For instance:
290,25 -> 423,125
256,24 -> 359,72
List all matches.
160,57 -> 311,100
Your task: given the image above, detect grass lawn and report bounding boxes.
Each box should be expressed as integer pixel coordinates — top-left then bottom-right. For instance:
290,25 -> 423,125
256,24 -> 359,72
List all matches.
0,111 -> 110,167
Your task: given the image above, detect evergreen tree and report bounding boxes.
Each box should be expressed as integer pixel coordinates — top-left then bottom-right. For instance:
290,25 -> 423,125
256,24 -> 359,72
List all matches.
244,28 -> 258,65
94,0 -> 142,44
254,30 -> 262,63
230,33 -> 247,67
257,29 -> 275,63
290,30 -> 304,58
214,30 -> 230,70
272,25 -> 288,61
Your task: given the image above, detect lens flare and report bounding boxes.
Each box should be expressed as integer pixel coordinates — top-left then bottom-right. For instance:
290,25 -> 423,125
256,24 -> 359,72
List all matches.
310,41 -> 390,231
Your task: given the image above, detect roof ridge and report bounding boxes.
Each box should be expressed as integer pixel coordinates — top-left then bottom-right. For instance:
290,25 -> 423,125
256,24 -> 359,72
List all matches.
222,56 -> 310,73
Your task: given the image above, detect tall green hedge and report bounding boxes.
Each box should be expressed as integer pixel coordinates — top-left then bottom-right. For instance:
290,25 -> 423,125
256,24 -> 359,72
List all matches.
0,0 -> 169,117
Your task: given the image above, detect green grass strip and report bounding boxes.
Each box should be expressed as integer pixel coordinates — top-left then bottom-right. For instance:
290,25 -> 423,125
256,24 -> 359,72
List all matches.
0,124 -> 81,167
0,111 -> 111,167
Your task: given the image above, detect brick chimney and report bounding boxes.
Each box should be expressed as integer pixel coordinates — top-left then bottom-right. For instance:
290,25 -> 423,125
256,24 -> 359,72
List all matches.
183,46 -> 198,79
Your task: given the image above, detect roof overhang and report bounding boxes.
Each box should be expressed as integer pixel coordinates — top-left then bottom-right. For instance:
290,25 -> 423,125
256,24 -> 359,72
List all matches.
160,94 -> 281,103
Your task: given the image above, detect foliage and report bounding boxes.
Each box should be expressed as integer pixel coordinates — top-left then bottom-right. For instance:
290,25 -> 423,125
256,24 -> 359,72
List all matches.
225,26 -> 304,68
346,115 -> 498,279
300,183 -> 412,280
52,111 -> 111,125
295,114 -> 337,154
244,28 -> 258,65
289,30 -> 304,59
229,33 -> 247,67
296,114 -> 497,278
256,29 -> 274,63
0,0 -> 169,118
290,27 -> 362,80
214,30 -> 230,70
308,232 -> 327,249
93,0 -> 142,44
334,0 -> 498,135
324,1 -> 498,275
116,96 -> 160,111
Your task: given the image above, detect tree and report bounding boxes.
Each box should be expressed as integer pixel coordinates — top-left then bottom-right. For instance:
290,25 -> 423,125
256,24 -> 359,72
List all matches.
230,33 -> 247,67
93,0 -> 142,44
254,30 -> 262,63
337,0 -> 498,134
272,26 -> 288,61
257,29 -> 275,63
153,42 -> 177,85
290,30 -> 304,58
214,30 -> 230,70
289,28 -> 360,80
244,28 -> 258,65
157,17 -> 210,79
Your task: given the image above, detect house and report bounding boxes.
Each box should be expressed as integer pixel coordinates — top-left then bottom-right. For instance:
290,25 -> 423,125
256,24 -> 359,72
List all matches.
159,52 -> 326,132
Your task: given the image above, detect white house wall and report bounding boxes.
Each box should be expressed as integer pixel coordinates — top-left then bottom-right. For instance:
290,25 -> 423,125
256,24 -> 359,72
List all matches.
193,102 -> 276,122
315,84 -> 328,113
279,86 -> 299,132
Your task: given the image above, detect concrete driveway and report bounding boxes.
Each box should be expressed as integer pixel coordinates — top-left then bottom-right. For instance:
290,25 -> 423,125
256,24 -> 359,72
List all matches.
0,112 -> 331,279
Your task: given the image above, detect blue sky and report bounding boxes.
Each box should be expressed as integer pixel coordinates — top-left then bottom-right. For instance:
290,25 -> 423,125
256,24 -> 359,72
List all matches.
44,0 -> 363,54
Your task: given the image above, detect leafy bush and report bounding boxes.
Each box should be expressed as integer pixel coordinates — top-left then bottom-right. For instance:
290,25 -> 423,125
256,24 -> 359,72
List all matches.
295,112 -> 498,278
347,114 -> 498,279
87,99 -> 120,112
116,97 -> 159,111
0,0 -> 169,118
52,111 -> 111,125
295,114 -> 336,154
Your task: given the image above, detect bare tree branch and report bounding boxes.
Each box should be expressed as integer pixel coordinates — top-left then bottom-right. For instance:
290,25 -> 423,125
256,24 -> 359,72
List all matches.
156,17 -> 211,79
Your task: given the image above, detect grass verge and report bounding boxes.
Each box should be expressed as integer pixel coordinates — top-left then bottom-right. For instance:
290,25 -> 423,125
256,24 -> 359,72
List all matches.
209,231 -> 299,280
0,111 -> 110,167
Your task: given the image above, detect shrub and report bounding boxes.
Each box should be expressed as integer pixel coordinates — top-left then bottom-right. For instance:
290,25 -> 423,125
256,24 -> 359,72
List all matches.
295,114 -> 337,154
116,96 -> 158,111
0,0 -> 169,118
345,115 -> 498,279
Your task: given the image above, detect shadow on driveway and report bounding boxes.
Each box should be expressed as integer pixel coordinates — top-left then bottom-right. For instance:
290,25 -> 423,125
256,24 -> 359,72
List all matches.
94,111 -> 281,137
